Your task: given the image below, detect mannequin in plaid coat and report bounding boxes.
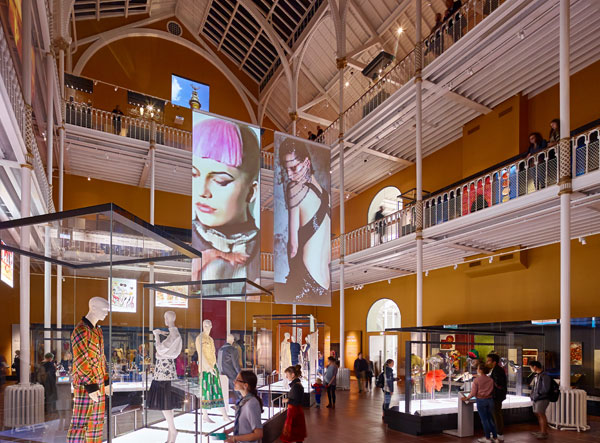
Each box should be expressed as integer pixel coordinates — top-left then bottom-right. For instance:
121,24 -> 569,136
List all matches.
67,297 -> 109,443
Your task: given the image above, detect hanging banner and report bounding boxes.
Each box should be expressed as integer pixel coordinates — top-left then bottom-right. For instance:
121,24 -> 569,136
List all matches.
191,111 -> 261,285
1,241 -> 14,288
274,133 -> 331,306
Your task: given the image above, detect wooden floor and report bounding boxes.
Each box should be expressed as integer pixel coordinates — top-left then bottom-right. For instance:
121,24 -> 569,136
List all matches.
293,382 -> 600,443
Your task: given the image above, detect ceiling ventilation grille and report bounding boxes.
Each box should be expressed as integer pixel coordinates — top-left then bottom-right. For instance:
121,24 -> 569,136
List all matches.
167,21 -> 183,37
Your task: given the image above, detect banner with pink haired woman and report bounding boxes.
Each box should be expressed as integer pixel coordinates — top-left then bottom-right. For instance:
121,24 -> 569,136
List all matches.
191,112 -> 261,286
274,133 -> 331,306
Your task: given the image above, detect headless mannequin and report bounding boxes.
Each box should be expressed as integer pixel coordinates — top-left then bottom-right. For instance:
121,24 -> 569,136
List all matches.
153,311 -> 181,443
280,332 -> 291,377
85,297 -> 109,403
195,320 -> 229,423
218,334 -> 240,408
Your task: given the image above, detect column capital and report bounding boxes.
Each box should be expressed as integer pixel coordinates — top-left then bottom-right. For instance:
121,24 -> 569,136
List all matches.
288,111 -> 298,121
336,57 -> 347,70
52,38 -> 70,52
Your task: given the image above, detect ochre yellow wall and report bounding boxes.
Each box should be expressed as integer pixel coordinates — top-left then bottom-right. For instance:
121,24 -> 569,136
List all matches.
316,236 -> 600,358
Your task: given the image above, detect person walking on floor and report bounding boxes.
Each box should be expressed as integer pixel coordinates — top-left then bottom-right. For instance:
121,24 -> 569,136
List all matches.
12,350 -> 20,381
324,356 -> 338,409
312,378 -> 323,408
373,206 -> 386,244
224,370 -> 263,443
382,359 -> 397,418
280,365 -> 307,443
461,363 -> 498,443
353,352 -> 368,393
529,361 -> 552,440
365,359 -> 374,392
487,353 -> 507,441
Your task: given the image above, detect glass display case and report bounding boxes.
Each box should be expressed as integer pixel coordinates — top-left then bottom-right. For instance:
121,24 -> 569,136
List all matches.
397,327 -> 544,419
252,314 -> 322,404
0,204 -> 284,443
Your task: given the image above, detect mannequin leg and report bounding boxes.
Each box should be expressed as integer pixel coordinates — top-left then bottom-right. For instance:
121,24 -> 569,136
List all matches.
220,406 -> 229,421
162,410 -> 177,442
220,375 -> 230,411
202,409 -> 214,423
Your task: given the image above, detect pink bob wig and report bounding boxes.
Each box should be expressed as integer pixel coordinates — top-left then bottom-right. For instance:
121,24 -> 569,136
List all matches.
193,117 -> 260,178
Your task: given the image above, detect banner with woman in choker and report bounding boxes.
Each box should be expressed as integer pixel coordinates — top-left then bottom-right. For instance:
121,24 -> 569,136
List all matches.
274,134 -> 331,306
191,112 -> 261,286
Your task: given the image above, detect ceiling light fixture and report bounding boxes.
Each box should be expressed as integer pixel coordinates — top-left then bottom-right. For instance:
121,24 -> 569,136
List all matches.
425,270 -> 429,277
114,86 -> 118,92
468,68 -> 474,76
87,177 -> 91,181
344,81 -> 350,88
397,27 -> 404,35
518,30 -> 525,40
454,264 -> 458,270
489,257 -> 493,264
579,237 -> 587,245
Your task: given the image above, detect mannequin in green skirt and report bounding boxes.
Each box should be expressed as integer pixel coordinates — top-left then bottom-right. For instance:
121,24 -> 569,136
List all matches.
196,319 -> 230,423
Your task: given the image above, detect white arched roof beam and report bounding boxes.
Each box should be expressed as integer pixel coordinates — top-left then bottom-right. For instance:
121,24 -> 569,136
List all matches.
236,0 -> 294,100
73,28 -> 257,124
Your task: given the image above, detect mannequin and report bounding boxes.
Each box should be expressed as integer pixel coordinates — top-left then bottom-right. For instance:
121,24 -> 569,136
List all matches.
279,332 -> 292,377
217,334 -> 242,402
195,319 -> 229,423
301,336 -> 311,374
290,336 -> 301,367
67,297 -> 109,443
146,311 -> 183,443
307,332 -> 318,378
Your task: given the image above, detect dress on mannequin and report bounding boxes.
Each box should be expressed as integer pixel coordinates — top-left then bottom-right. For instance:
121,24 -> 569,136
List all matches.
146,326 -> 183,410
290,338 -> 301,366
280,333 -> 292,375
217,334 -> 241,400
67,298 -> 109,443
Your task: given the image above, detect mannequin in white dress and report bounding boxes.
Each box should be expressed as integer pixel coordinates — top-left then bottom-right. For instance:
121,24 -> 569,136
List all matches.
147,311 -> 183,443
280,332 -> 292,377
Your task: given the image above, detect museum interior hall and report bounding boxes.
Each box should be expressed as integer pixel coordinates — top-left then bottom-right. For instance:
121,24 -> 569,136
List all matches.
0,0 -> 599,442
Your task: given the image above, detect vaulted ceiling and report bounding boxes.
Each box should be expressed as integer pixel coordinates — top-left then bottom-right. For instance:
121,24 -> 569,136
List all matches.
71,0 -> 447,134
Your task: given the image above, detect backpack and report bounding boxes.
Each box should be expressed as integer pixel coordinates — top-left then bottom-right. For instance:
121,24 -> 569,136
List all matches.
375,372 -> 385,389
548,378 -> 560,402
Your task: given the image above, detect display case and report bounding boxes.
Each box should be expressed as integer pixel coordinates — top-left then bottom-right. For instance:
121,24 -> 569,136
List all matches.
380,326 -> 545,435
137,278 -> 282,442
0,205 -> 285,443
252,314 -> 323,405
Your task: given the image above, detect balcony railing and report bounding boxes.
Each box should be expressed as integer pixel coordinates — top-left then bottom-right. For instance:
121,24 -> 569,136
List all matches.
331,126 -> 600,260
64,100 -> 276,170
316,0 -> 506,146
261,252 -> 274,272
0,25 -> 54,213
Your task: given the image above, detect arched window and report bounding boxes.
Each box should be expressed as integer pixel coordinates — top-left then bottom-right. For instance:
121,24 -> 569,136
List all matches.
367,298 -> 401,332
367,186 -> 401,224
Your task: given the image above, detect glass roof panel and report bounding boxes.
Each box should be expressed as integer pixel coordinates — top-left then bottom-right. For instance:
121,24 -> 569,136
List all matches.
0,204 -> 201,269
145,278 -> 273,301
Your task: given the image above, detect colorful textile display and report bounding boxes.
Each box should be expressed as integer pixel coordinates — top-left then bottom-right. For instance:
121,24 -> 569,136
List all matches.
425,369 -> 447,394
201,364 -> 225,409
67,317 -> 108,443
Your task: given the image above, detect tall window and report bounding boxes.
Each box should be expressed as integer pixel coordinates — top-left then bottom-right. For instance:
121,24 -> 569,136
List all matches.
367,298 -> 401,332
367,186 -> 401,224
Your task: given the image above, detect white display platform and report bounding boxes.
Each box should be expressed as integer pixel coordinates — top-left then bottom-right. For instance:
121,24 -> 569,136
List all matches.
114,407 -> 284,442
258,378 -> 312,394
398,394 -> 532,416
112,381 -> 150,392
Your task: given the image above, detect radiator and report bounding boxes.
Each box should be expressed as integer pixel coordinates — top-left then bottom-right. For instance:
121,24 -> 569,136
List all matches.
336,368 -> 350,390
547,388 -> 590,432
3,384 -> 45,428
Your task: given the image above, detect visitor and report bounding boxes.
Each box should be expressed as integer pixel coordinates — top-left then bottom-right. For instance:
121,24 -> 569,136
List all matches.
432,12 -> 443,32
316,125 -> 323,137
529,360 -> 551,440
365,358 -> 374,392
444,0 -> 463,42
0,354 -> 7,388
461,363 -> 498,442
307,131 -> 316,141
527,132 -> 548,156
487,354 -> 507,442
312,377 -> 323,408
373,205 -> 386,244
353,352 -> 368,393
382,359 -> 396,417
280,365 -> 307,443
12,350 -> 20,381
548,118 -> 560,144
38,353 -> 57,414
324,356 -> 338,408
224,370 -> 263,443
112,104 -> 124,135
59,351 -> 73,375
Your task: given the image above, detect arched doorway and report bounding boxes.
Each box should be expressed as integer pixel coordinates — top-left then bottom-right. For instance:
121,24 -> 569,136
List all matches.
367,186 -> 401,245
366,298 -> 401,376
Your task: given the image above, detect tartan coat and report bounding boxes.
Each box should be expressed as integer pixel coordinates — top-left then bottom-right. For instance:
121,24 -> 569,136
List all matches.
71,316 -> 108,393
